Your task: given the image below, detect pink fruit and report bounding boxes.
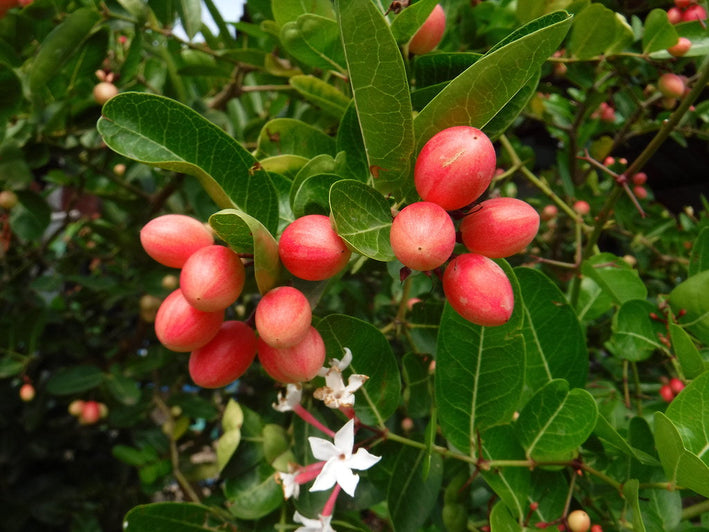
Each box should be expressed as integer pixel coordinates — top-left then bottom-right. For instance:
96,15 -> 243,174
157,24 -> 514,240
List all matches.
460,197 -> 540,258
415,126 -> 496,211
573,200 -> 590,216
667,6 -> 683,23
668,37 -> 692,57
80,400 -> 101,425
631,172 -> 647,185
669,377 -> 685,394
188,321 -> 257,388
154,289 -> 223,352
660,384 -> 675,402
658,73 -> 685,99
442,254 -> 514,327
567,510 -> 591,532
633,185 -> 648,200
408,4 -> 446,55
390,201 -> 456,271
682,4 -> 707,21
93,82 -> 119,105
255,286 -> 312,348
541,204 -> 558,221
257,326 -> 326,383
140,214 -> 214,268
278,215 -> 351,281
180,245 -> 245,311
19,383 -> 35,402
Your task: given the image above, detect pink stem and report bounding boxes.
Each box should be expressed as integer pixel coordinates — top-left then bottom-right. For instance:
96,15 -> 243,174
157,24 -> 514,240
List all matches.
321,484 -> 342,517
295,462 -> 325,484
294,404 -> 336,437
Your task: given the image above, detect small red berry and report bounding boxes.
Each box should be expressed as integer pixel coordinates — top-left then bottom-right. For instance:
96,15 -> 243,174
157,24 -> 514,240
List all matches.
667,7 -> 683,24
541,204 -> 558,221
79,400 -> 102,425
590,525 -> 603,532
660,384 -> 675,403
658,73 -> 685,99
573,200 -> 590,216
633,185 -> 648,200
631,172 -> 647,185
669,377 -> 685,395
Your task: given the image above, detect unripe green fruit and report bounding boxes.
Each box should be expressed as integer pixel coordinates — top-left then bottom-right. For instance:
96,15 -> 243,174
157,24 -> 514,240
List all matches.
180,245 -> 245,311
93,81 -> 119,105
442,254 -> 514,327
567,510 -> 591,532
390,201 -> 456,271
408,4 -> 446,55
414,126 -> 496,211
658,73 -> 685,99
161,274 -> 179,291
460,197 -> 540,258
257,326 -> 326,383
140,214 -> 214,268
255,286 -> 312,348
0,190 -> 18,209
154,289 -> 223,352
278,215 -> 351,281
189,321 -> 257,388
79,400 -> 101,425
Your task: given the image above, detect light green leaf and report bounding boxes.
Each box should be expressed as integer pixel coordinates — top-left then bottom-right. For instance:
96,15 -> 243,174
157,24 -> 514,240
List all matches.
666,370 -> 709,464
581,253 -> 647,304
669,269 -> 709,345
271,0 -> 334,28
669,323 -> 705,379
609,300 -> 666,361
222,399 -> 244,432
568,4 -> 619,59
622,480 -> 648,532
216,429 -> 242,472
256,118 -> 336,159
689,226 -> 709,276
178,0 -> 202,40
594,414 -> 659,465
290,75 -> 350,119
281,15 -> 345,72
642,9 -> 679,54
489,501 -> 522,532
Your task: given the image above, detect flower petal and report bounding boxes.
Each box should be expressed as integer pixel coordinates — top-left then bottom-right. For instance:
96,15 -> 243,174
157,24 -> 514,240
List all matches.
309,458 -> 339,493
348,448 -> 382,471
308,437 -> 340,461
333,419 -> 355,455
335,465 -> 360,497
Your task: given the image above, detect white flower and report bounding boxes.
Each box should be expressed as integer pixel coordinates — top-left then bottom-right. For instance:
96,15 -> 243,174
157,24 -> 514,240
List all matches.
313,372 -> 368,409
274,471 -> 300,500
308,419 -> 381,497
273,383 -> 302,412
293,511 -> 335,532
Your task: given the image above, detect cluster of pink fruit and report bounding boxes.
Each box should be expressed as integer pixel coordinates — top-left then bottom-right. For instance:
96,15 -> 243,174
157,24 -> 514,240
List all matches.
140,213 -> 354,388
68,399 -> 108,425
667,0 -> 707,24
391,126 -> 540,327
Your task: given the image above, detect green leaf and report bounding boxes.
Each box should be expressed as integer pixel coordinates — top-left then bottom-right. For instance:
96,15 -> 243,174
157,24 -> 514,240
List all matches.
317,314 -> 401,426
388,447 -> 443,532
581,253 -> 647,305
292,173 -> 341,217
336,103 -> 369,182
489,501 -> 522,532
516,267 -> 587,394
0,64 -> 22,124
280,15 -> 345,72
666,370 -> 709,464
669,270 -> 709,345
414,11 -> 572,149
483,70 -> 541,141
568,4 -> 619,59
290,75 -> 350,119
622,479 -> 648,532
689,227 -> 709,276
669,323 -> 705,379
29,7 -> 101,95
609,300 -> 666,361
105,373 -> 141,406
226,464 -> 283,519
97,92 -> 279,235
575,276 -> 613,321
390,0 -> 439,44
271,0 -> 334,28
222,399 -> 244,432
0,356 -> 26,378
46,366 -> 104,395
594,414 -> 659,465
401,352 -> 432,419
329,180 -> 395,262
177,0 -> 201,40
9,191 -> 51,242
436,262 -> 525,456
336,0 -> 416,198
256,118 -> 336,160
654,412 -> 709,497
124,502 -> 231,531
413,52 -> 481,88
515,379 -> 597,461
642,9 -> 679,54
216,429 -> 242,472
209,208 -> 282,295
516,0 -> 582,24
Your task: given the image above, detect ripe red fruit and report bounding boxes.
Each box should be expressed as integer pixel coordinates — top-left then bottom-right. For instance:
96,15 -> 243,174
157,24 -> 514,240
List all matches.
180,245 -> 245,311
154,289 -> 224,352
633,185 -> 648,200
255,286 -> 312,348
668,37 -> 692,57
140,214 -> 214,268
188,321 -> 258,388
631,172 -> 647,185
408,4 -> 446,55
257,326 -> 326,383
667,7 -> 683,24
567,510 -> 591,532
541,204 -> 558,221
93,81 -> 119,105
669,377 -> 685,394
414,126 -> 496,211
658,73 -> 685,99
460,198 -> 540,258
390,201 -> 456,271
80,400 -> 102,425
660,384 -> 675,403
278,215 -> 351,281
590,525 -> 603,532
19,383 -> 35,402
573,200 -> 590,216
674,0 -> 692,8
682,4 -> 707,21
442,254 -> 514,327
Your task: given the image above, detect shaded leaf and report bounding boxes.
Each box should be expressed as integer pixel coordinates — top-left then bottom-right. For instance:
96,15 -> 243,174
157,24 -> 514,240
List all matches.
124,502 -> 231,531
290,75 -> 350,119
609,300 -> 666,361
669,323 -> 705,379
689,226 -> 709,276
46,366 -> 104,395
669,269 -> 709,345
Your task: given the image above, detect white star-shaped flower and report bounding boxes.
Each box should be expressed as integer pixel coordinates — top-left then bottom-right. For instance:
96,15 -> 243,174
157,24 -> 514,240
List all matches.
313,372 -> 368,409
293,511 -> 335,532
274,471 -> 300,500
308,419 -> 381,497
273,383 -> 302,412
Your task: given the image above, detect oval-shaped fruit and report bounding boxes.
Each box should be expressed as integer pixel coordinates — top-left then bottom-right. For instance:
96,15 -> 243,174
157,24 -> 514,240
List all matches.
414,126 -> 496,211
667,6 -> 682,23
278,215 -> 351,281
188,321 -> 257,388
669,377 -> 685,395
658,73 -> 685,99
390,201 -> 455,270
567,510 -> 591,532
460,197 -> 540,258
154,289 -> 223,352
573,200 -> 590,216
68,399 -> 85,417
408,4 -> 446,55
180,245 -> 245,311
255,286 -> 312,348
257,326 -> 326,383
667,37 -> 692,57
140,214 -> 214,268
80,400 -> 102,425
19,383 -> 35,402
682,4 -> 707,21
442,254 -> 513,327
0,190 -> 18,209
93,81 -> 119,105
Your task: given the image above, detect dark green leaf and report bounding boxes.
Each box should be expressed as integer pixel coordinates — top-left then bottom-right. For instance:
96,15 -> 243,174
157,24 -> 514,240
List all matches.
0,356 -> 26,378
669,323 -> 705,379
413,52 -> 481,88
581,253 -> 647,304
105,373 -> 141,406
489,501 -> 521,532
124,502 -> 231,531
281,15 -> 346,72
669,270 -> 709,345
256,118 -> 336,160
9,190 -> 51,241
689,226 -> 709,276
594,414 -> 659,465
401,352 -> 432,418
46,365 -> 104,395
568,4 -> 619,59
335,103 -> 369,182
0,64 -> 22,123
390,0 -> 439,44
292,173 -> 341,217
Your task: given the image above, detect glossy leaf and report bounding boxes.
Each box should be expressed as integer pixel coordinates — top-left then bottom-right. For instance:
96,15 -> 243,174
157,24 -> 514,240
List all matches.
489,501 -> 521,532
669,323 -> 705,379
256,118 -> 336,160
642,9 -> 678,54
46,365 -> 104,395
516,0 -> 583,24
124,503 -> 231,531
689,226 -> 709,276
666,370 -> 709,464
271,0 -> 334,28
390,0 -> 439,44
568,4 -> 619,59
388,447 -> 443,532
317,314 -> 401,426
336,0 -> 416,198
209,208 -> 282,295
292,173 -> 341,217
435,262 -> 525,456
289,75 -> 350,119
516,267 -> 587,394
609,300 -> 666,361
280,15 -> 345,72
515,379 -> 597,461
329,180 -> 395,262
575,276 -> 613,321
97,93 -> 279,234
483,70 -> 541,141
414,11 -> 573,149
581,253 -> 647,304
623,480 -> 648,532
669,269 -> 709,345
335,103 -> 369,182
413,52 -> 481,88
